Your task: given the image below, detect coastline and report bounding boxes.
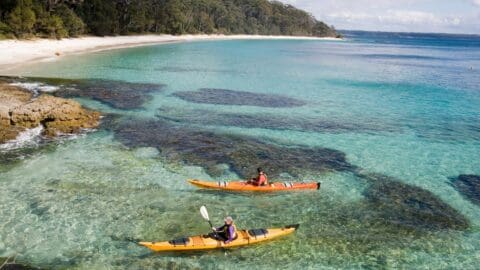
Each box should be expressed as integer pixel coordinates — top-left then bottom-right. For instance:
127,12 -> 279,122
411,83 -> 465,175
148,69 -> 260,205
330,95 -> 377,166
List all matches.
0,34 -> 341,73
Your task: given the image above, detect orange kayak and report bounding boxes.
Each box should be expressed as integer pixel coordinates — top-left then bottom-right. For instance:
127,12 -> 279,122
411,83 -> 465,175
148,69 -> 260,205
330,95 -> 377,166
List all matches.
188,179 -> 320,192
139,224 -> 299,252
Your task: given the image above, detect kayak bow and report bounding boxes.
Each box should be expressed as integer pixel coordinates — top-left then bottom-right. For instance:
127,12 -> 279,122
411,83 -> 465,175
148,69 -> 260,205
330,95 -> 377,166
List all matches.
139,224 -> 299,252
188,179 -> 320,192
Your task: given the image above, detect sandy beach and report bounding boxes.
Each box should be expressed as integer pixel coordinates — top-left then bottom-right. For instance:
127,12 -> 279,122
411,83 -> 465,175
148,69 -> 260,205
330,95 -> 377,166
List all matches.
0,34 -> 340,73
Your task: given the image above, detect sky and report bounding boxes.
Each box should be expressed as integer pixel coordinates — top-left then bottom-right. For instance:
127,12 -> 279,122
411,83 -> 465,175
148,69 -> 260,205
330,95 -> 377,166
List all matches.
281,0 -> 480,34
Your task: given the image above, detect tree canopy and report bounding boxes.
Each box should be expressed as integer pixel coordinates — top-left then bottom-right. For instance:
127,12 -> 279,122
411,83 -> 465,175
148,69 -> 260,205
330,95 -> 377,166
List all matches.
0,0 -> 338,39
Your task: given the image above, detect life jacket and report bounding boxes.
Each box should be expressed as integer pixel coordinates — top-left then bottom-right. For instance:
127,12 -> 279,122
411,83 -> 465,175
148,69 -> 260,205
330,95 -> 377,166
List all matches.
220,223 -> 237,239
257,173 -> 268,185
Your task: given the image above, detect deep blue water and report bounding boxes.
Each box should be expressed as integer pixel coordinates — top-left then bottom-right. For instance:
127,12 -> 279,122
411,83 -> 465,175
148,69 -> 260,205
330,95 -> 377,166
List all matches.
341,30 -> 480,48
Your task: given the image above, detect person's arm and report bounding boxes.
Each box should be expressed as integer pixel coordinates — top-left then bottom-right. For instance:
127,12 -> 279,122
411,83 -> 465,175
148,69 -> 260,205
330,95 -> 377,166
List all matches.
224,226 -> 235,244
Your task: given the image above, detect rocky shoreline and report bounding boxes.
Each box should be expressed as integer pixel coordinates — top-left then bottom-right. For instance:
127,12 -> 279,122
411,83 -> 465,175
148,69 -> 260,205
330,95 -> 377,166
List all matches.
0,80 -> 100,144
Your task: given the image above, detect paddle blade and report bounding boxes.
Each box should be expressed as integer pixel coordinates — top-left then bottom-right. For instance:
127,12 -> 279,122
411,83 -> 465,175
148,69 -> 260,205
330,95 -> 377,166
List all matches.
200,205 -> 210,221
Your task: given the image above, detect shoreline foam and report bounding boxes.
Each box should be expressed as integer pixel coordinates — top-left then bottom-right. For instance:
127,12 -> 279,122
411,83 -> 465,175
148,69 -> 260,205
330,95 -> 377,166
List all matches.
0,34 -> 341,73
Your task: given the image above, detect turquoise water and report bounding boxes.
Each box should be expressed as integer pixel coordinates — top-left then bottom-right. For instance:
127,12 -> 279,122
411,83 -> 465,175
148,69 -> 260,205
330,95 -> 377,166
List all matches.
1,33 -> 480,269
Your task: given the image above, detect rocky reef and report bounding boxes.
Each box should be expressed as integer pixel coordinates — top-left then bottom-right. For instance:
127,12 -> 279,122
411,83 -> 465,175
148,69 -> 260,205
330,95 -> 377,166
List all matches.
0,81 -> 100,144
112,119 -> 355,178
0,76 -> 165,110
451,174 -> 480,205
173,88 -> 307,108
361,173 -> 469,230
0,257 -> 43,270
108,116 -> 471,231
156,107 -> 399,134
50,79 -> 165,110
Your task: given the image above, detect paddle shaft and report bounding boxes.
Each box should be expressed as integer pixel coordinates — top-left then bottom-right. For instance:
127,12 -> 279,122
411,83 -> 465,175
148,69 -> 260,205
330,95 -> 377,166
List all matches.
200,206 -> 219,239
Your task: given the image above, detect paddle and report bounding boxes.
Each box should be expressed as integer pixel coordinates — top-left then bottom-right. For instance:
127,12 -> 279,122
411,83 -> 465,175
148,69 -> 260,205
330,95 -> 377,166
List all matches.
200,205 -> 214,230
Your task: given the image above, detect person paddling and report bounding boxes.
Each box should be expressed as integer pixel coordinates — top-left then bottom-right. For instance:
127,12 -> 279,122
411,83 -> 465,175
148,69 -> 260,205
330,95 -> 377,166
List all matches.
211,216 -> 237,244
247,167 -> 268,186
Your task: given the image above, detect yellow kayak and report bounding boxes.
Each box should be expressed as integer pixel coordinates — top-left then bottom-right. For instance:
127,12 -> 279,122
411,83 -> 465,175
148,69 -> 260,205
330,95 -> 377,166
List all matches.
139,224 -> 299,252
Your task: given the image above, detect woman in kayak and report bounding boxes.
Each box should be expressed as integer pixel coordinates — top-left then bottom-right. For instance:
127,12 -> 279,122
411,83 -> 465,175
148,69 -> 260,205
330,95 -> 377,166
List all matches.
247,167 -> 268,186
212,216 -> 237,244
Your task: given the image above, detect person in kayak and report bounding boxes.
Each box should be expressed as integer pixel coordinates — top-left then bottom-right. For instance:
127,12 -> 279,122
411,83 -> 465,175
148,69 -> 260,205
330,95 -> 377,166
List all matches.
247,167 -> 268,186
211,216 -> 237,244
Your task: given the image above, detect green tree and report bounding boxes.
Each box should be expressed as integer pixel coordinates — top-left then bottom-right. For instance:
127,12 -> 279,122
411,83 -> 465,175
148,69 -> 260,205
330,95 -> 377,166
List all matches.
32,0 -> 50,37
0,0 -> 17,21
165,0 -> 187,34
0,0 -> 337,39
81,0 -> 119,36
54,4 -> 85,37
0,21 -> 13,39
46,14 -> 67,38
7,0 -> 36,37
127,0 -> 150,33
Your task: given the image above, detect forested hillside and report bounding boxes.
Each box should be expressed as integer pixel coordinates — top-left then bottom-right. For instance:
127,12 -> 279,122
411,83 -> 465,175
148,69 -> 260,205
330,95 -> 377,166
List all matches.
0,0 -> 338,39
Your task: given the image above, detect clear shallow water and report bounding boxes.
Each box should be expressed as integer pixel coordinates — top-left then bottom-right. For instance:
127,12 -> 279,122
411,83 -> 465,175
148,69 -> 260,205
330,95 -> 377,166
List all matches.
1,33 -> 480,269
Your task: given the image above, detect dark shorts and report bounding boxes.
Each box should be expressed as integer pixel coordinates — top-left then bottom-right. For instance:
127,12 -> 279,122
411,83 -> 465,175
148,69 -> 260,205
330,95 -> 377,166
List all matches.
208,232 -> 238,242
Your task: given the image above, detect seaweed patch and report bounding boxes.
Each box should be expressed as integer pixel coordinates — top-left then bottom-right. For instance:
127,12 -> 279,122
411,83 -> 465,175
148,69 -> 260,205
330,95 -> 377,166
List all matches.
156,107 -> 399,134
1,76 -> 165,110
360,173 -> 469,230
450,174 -> 480,205
52,79 -> 165,110
112,119 -> 355,178
173,88 -> 306,108
110,117 -> 470,232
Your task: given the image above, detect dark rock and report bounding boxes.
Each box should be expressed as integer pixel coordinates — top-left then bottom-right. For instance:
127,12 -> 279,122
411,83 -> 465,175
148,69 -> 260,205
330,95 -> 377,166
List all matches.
362,173 -> 469,230
173,88 -> 306,108
0,145 -> 47,167
361,53 -> 447,61
153,66 -> 239,74
52,79 -> 165,110
157,107 -> 398,134
112,119 -> 355,178
28,199 -> 49,218
0,257 -> 43,270
3,75 -> 164,110
451,174 -> 480,205
98,113 -> 123,130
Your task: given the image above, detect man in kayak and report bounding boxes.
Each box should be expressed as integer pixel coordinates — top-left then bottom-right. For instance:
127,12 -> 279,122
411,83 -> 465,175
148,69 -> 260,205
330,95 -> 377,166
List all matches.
211,216 -> 237,244
247,167 -> 268,186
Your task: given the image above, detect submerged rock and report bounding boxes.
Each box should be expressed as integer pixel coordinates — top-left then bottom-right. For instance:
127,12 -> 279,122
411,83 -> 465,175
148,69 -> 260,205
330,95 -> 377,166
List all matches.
361,173 -> 469,230
173,88 -> 307,108
112,118 -> 469,232
451,174 -> 480,205
112,119 -> 355,178
0,143 -> 53,168
0,81 -> 100,144
157,107 -> 398,134
0,76 -> 165,110
51,79 -> 165,110
0,257 -> 43,270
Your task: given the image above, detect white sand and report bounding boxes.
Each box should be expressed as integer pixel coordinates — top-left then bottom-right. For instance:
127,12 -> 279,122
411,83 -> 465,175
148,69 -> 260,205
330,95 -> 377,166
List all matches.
0,34 -> 340,72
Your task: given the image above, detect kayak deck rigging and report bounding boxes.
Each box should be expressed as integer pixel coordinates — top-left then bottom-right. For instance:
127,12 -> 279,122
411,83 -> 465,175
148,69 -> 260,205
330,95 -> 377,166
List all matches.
139,224 -> 299,252
188,179 -> 320,192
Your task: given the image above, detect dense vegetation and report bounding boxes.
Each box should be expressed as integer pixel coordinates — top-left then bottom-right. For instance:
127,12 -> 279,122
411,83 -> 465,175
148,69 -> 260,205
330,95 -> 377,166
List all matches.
0,0 -> 338,39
